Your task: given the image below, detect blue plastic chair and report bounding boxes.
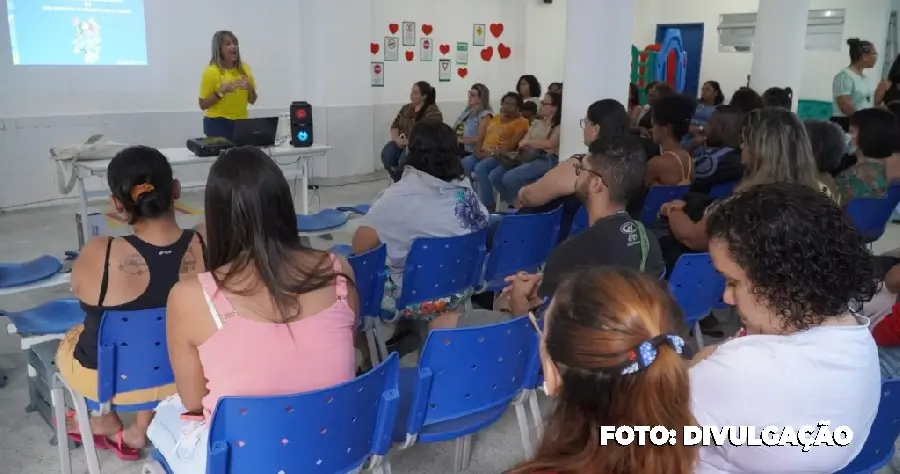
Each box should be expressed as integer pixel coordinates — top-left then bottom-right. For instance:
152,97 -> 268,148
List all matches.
668,253 -> 722,349
336,203 -> 372,215
347,244 -> 390,364
51,308 -> 171,474
330,244 -> 353,257
640,185 -> 690,226
1,298 -> 85,337
387,228 -> 488,321
834,378 -> 900,473
708,181 -> 738,200
297,208 -> 350,233
393,316 -> 540,472
144,353 -> 401,474
846,196 -> 897,243
482,206 -> 562,291
568,206 -> 589,238
0,255 -> 64,288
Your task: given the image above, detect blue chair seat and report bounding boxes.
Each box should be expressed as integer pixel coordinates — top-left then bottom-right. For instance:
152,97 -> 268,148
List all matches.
296,209 -> 349,232
3,298 -> 85,337
335,204 -> 372,215
0,255 -> 63,288
329,244 -> 353,257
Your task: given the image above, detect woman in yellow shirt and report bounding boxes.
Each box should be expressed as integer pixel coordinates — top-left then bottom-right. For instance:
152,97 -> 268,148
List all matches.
198,30 -> 257,140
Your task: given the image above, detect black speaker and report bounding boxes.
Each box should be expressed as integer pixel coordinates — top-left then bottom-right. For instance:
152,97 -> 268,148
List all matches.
290,101 -> 313,147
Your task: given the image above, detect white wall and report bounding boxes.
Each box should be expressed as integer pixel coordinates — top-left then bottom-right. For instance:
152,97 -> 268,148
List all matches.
525,0 -> 567,87
633,0 -> 892,101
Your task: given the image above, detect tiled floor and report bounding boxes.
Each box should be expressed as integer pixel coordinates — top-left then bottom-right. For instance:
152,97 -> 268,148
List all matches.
0,174 -> 898,473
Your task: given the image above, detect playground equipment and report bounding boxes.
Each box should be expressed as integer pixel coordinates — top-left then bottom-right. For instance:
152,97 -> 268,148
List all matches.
631,29 -> 688,104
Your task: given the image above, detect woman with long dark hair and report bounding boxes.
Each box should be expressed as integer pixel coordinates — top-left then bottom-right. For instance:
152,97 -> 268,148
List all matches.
381,80 -> 443,181
147,147 -> 358,473
506,267 -> 696,474
198,30 -> 257,140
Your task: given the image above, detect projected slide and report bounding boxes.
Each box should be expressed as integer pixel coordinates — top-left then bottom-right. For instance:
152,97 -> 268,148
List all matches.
7,0 -> 148,65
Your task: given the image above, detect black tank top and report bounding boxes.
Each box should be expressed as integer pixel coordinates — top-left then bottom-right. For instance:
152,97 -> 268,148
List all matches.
73,231 -> 206,369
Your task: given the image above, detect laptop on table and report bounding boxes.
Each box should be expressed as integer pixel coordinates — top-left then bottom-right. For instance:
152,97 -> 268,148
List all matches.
231,117 -> 278,147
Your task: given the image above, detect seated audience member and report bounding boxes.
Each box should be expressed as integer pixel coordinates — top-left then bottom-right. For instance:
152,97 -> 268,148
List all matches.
696,182 -> 879,473
804,119 -> 846,200
453,83 -> 493,156
835,107 -> 900,202
871,266 -> 900,379
762,86 -> 793,109
57,146 -> 206,457
521,101 -> 538,123
628,83 -> 644,126
381,81 -> 442,182
462,92 -> 530,211
352,121 -> 489,330
548,82 -> 563,95
695,80 -> 725,125
638,82 -> 675,136
517,99 -> 631,235
729,87 -> 764,114
646,94 -> 697,186
506,268 -> 696,474
517,74 -> 543,105
148,147 -> 357,472
505,135 -> 664,304
689,105 -> 745,195
491,92 -> 562,207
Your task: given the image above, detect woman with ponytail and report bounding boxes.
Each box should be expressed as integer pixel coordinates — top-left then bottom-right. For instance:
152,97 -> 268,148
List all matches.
506,267 -> 697,474
832,38 -> 887,131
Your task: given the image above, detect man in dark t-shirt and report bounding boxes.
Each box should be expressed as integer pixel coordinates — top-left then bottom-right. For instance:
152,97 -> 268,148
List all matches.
506,135 -> 665,314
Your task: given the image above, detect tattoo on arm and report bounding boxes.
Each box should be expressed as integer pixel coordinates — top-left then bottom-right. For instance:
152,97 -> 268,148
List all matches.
119,255 -> 149,275
180,253 -> 197,274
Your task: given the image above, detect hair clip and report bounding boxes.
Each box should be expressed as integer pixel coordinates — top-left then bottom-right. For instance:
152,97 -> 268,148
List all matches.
620,333 -> 685,376
130,183 -> 155,201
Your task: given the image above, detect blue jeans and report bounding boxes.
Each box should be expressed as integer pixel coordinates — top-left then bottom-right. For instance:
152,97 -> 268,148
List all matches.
463,155 -> 502,206
491,154 -> 559,204
203,117 -> 236,141
381,141 -> 407,181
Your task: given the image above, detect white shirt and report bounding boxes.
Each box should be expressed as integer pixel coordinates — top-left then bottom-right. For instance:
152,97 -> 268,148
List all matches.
690,316 -> 880,473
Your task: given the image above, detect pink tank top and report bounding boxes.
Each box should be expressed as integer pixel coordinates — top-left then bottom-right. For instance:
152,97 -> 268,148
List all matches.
196,255 -> 356,417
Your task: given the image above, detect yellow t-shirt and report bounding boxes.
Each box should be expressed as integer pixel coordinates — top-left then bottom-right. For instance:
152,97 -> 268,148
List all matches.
482,115 -> 530,151
199,63 -> 255,120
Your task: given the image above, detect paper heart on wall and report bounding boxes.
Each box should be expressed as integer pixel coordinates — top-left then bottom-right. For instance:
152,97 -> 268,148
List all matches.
480,46 -> 494,62
421,24 -> 433,35
405,50 -> 415,61
439,44 -> 450,55
457,67 -> 468,78
489,23 -> 504,38
498,43 -> 511,59
370,43 -> 380,55
388,23 -> 399,34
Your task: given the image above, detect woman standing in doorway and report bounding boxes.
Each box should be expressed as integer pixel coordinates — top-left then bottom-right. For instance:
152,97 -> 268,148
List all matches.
832,38 -> 888,131
198,31 -> 257,140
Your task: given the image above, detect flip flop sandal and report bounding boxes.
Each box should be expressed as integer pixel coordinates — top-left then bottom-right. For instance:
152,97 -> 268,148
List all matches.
58,410 -> 109,446
100,430 -> 142,461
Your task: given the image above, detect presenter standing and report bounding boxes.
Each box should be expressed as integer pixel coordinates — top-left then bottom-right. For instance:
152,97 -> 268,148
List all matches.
198,31 -> 257,140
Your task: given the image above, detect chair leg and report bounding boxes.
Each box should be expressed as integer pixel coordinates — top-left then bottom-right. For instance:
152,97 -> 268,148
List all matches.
513,398 -> 533,458
374,321 -> 389,361
70,390 -> 102,474
373,459 -> 393,474
453,435 -> 473,472
50,375 -> 72,474
693,321 -> 705,349
528,390 -> 544,441
365,322 -> 381,365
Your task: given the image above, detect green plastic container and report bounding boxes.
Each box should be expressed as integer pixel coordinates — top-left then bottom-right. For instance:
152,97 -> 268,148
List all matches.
797,99 -> 833,120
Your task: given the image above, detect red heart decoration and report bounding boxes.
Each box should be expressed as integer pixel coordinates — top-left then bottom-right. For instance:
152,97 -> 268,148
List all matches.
370,42 -> 380,55
498,43 -> 511,59
457,67 -> 468,78
480,46 -> 494,62
439,44 -> 450,55
489,23 -> 504,38
405,50 -> 414,61
421,24 -> 433,36
388,23 -> 399,34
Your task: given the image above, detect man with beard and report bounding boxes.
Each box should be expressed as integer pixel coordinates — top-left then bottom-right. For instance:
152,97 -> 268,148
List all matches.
506,135 -> 664,310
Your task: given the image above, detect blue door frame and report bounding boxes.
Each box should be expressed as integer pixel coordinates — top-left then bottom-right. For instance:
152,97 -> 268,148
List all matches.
656,23 -> 705,98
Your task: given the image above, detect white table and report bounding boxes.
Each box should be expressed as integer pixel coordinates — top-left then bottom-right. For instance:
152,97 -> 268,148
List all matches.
73,143 -> 331,246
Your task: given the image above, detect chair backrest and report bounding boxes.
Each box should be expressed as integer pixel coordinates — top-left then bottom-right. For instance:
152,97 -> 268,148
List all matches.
207,353 -> 400,474
668,253 -> 722,326
483,206 -> 562,286
845,196 -> 894,243
568,206 -> 589,239
347,244 -> 387,319
0,255 -> 62,288
708,181 -> 738,200
403,316 -> 539,434
396,228 -> 487,309
640,185 -> 690,225
96,308 -> 172,405
834,378 -> 900,473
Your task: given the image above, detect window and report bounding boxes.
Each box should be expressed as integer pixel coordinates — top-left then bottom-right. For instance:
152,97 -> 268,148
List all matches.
718,9 -> 846,53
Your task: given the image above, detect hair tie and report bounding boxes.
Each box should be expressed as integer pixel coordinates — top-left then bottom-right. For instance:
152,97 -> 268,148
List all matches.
130,183 -> 155,201
619,333 -> 685,376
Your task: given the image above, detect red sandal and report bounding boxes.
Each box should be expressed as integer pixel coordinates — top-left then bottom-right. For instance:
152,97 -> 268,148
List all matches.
58,410 -> 108,446
98,430 -> 142,461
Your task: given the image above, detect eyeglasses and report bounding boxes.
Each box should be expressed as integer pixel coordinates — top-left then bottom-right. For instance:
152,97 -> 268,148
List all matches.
573,160 -> 605,182
541,101 -> 553,106
579,118 -> 591,129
